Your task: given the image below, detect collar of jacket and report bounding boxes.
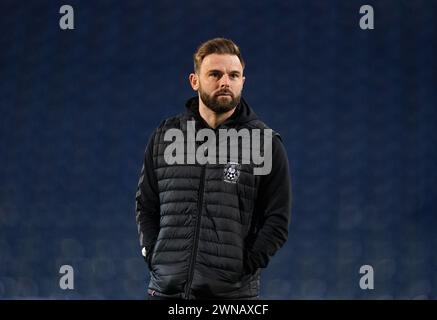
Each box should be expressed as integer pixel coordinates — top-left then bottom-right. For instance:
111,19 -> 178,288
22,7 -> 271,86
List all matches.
182,96 -> 258,131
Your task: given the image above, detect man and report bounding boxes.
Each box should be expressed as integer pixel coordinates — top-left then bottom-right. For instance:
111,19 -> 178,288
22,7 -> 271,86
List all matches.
135,38 -> 291,300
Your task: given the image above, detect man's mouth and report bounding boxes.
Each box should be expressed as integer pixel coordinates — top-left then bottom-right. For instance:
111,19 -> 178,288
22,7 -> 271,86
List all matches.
216,92 -> 232,97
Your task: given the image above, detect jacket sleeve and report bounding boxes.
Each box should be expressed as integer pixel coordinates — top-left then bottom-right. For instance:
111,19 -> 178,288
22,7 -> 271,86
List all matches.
244,135 -> 292,274
135,130 -> 160,258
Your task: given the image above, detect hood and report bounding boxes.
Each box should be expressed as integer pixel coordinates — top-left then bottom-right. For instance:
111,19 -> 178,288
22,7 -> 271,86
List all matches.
185,96 -> 258,129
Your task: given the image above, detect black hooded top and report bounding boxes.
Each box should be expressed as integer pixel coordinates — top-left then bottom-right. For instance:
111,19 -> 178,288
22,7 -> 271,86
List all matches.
135,96 -> 292,299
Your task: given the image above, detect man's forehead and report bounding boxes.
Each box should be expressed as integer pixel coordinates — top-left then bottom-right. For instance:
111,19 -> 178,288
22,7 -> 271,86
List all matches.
201,54 -> 243,72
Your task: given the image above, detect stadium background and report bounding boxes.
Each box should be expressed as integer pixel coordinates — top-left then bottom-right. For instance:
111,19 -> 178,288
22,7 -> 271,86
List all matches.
0,0 -> 436,299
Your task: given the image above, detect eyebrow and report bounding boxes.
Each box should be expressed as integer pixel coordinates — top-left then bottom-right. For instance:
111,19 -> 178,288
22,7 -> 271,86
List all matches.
207,69 -> 241,75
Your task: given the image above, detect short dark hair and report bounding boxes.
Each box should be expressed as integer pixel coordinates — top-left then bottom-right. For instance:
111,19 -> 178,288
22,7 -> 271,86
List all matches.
193,38 -> 245,74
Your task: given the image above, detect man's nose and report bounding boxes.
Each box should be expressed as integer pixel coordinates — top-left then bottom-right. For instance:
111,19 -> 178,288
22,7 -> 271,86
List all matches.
219,74 -> 230,87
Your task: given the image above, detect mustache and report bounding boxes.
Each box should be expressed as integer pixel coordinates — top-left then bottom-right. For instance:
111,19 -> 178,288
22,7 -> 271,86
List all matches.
215,89 -> 234,97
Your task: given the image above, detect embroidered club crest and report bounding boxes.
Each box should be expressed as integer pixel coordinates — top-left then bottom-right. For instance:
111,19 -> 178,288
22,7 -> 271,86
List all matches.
223,162 -> 241,183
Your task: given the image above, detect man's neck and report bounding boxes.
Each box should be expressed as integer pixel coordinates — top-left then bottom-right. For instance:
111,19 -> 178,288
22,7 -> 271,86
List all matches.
198,99 -> 236,129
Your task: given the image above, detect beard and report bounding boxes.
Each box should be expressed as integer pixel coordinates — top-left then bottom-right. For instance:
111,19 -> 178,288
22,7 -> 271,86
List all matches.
198,86 -> 241,114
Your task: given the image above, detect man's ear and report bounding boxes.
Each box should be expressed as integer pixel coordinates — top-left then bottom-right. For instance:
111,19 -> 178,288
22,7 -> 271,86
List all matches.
189,73 -> 199,91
